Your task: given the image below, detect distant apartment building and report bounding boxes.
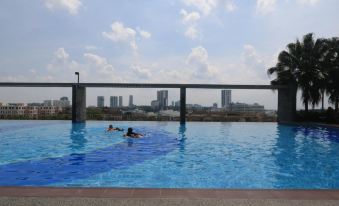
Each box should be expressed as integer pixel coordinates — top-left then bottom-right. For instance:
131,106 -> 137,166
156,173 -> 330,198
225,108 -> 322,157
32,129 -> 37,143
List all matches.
174,100 -> 180,107
110,96 -> 118,108
0,103 -> 25,117
119,96 -> 123,107
151,100 -> 160,109
0,104 -> 61,118
157,90 -> 168,109
225,102 -> 265,113
43,97 -> 70,108
59,97 -> 70,107
27,103 -> 43,106
221,90 -> 232,108
213,103 -> 218,108
25,106 -> 39,118
37,106 -> 62,116
129,95 -> 133,107
97,96 -> 105,107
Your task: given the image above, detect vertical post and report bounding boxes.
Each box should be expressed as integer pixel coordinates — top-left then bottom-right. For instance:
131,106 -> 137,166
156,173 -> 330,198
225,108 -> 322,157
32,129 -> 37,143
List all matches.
277,84 -> 297,123
180,87 -> 186,124
72,85 -> 86,123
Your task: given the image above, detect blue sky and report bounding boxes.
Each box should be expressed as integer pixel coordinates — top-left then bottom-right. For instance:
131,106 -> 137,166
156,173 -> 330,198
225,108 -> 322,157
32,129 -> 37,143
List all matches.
1,0 -> 339,109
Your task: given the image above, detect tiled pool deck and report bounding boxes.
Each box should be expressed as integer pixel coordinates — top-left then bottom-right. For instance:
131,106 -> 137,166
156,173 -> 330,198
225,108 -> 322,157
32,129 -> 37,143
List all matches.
1,187 -> 339,206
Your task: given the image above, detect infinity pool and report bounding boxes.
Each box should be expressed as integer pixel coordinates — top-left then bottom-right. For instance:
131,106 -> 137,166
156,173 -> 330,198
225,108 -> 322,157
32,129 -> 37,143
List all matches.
1,120 -> 339,189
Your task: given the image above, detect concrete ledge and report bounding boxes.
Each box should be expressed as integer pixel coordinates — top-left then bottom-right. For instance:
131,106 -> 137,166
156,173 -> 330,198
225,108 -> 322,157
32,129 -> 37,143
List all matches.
1,187 -> 339,199
1,197 -> 339,206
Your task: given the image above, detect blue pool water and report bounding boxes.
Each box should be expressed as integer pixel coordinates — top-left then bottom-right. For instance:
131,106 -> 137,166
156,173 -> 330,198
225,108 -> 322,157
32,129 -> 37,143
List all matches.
1,120 -> 339,189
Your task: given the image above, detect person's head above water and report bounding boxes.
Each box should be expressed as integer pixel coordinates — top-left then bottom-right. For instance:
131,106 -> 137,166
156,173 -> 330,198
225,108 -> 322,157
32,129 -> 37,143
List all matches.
127,127 -> 133,133
109,125 -> 113,129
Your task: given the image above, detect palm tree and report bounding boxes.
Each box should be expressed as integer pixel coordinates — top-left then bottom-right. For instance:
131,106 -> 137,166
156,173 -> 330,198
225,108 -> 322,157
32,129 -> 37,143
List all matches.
268,33 -> 328,112
326,37 -> 339,110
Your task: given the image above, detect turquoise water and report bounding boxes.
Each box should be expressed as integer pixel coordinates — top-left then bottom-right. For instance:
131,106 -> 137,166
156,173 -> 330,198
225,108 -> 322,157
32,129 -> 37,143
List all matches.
1,120 -> 339,188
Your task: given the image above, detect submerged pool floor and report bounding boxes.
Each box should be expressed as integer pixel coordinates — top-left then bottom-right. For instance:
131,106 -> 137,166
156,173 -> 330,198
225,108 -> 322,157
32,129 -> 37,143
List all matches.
1,120 -> 339,189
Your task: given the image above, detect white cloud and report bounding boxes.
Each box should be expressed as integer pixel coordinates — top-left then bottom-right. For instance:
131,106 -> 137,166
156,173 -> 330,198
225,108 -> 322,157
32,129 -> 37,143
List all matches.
180,9 -> 201,40
187,46 -> 217,78
102,22 -> 137,50
44,0 -> 82,15
224,0 -> 237,12
241,44 -> 278,80
182,0 -> 217,16
45,49 -> 126,83
297,0 -> 320,5
130,65 -> 152,79
180,9 -> 201,24
83,53 -> 115,75
47,48 -> 79,73
54,47 -> 69,61
184,25 -> 199,39
103,22 -> 151,51
256,0 -> 276,15
138,29 -> 152,39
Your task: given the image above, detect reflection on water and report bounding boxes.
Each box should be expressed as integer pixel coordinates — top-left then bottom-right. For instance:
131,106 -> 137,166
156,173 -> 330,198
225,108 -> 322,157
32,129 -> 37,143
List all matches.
178,124 -> 187,153
127,138 -> 134,147
70,123 -> 87,151
272,124 -> 339,188
178,124 -> 186,141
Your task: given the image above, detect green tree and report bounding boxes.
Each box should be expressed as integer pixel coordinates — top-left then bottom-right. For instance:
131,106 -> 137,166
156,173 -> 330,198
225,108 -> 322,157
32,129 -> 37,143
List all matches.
326,37 -> 339,110
268,33 -> 328,112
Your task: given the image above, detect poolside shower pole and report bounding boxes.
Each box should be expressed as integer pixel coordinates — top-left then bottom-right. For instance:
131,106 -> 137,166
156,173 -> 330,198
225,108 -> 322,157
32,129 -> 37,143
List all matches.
180,87 -> 186,124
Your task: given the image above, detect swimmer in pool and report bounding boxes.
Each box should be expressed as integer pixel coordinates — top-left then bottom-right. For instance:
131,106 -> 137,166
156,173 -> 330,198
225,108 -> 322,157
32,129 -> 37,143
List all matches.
107,124 -> 124,132
123,127 -> 143,138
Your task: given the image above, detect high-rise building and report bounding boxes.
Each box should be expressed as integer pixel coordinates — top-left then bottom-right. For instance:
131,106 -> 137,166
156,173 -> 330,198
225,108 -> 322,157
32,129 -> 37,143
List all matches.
221,90 -> 231,108
129,95 -> 133,107
157,90 -> 168,109
213,103 -> 218,108
97,96 -> 105,107
119,96 -> 123,107
110,96 -> 118,108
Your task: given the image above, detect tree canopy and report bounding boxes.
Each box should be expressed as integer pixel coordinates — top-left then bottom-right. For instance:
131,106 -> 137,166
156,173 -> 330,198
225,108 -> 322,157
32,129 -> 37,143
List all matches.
268,33 -> 339,111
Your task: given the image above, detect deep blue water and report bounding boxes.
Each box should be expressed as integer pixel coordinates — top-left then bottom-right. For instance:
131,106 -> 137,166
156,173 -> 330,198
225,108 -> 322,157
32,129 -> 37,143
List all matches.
1,120 -> 339,189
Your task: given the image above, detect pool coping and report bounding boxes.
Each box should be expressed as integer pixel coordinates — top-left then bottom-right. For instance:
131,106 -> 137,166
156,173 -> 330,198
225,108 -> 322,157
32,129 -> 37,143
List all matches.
1,187 -> 339,200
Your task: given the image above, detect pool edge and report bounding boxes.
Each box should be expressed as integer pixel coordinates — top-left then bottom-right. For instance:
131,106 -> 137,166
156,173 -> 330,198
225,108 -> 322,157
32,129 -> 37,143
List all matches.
1,187 -> 339,200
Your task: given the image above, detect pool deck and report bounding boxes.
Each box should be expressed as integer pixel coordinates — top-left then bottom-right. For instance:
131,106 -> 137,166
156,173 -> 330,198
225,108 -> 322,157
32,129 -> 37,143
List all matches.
1,187 -> 339,206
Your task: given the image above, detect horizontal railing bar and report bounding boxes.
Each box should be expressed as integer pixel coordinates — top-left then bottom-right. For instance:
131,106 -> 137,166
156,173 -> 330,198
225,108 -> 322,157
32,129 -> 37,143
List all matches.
0,82 -> 287,89
0,83 -> 74,87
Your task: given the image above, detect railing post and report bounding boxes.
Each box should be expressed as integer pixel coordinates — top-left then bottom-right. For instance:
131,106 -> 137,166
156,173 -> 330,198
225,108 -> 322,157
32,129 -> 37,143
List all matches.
72,85 -> 86,123
277,83 -> 297,123
180,87 -> 186,124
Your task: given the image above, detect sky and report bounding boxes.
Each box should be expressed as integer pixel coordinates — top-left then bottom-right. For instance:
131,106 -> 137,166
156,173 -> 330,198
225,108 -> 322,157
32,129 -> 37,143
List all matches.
1,0 -> 339,109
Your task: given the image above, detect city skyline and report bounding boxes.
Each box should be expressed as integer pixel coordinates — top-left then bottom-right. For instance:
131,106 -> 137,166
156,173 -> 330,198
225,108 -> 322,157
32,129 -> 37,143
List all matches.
0,89 -> 265,110
0,89 -> 293,110
0,1 -> 338,110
